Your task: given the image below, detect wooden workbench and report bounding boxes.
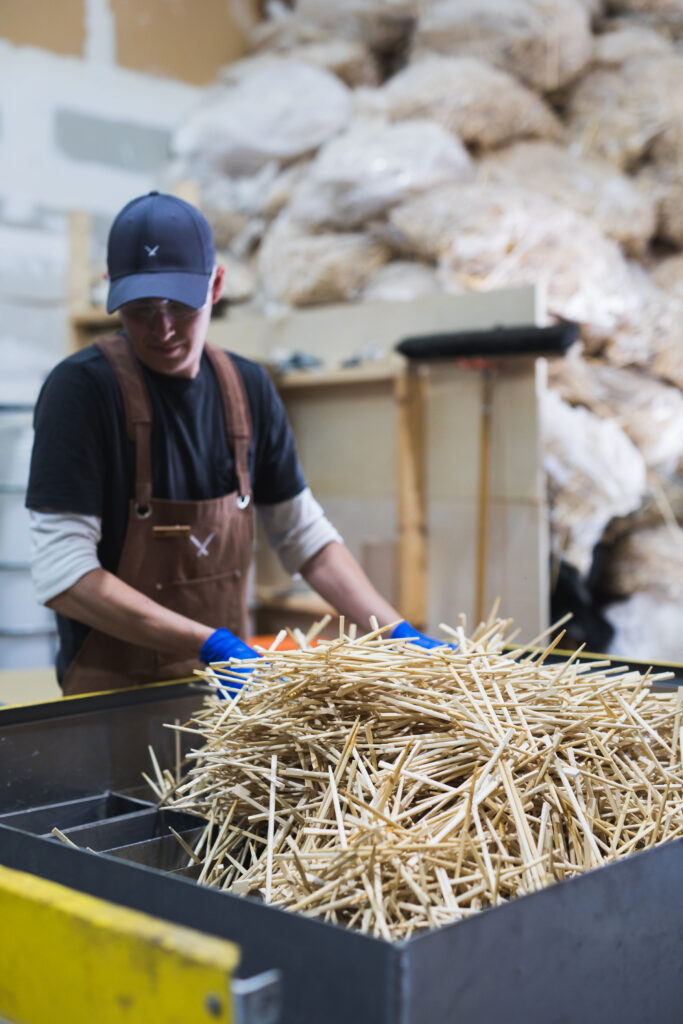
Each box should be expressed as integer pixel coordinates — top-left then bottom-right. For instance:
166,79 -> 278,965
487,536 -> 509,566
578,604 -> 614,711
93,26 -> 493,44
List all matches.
0,667 -> 61,706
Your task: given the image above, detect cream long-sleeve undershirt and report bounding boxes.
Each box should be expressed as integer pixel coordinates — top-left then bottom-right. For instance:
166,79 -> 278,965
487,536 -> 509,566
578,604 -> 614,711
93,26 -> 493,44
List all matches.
29,487 -> 342,605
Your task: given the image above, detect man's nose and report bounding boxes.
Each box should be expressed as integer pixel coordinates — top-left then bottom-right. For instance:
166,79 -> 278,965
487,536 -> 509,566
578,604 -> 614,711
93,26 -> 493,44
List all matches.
151,309 -> 176,338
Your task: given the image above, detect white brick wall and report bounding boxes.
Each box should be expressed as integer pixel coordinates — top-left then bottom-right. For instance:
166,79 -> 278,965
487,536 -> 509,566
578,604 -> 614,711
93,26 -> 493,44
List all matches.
0,39 -> 199,221
0,13 -> 202,668
0,29 -> 201,380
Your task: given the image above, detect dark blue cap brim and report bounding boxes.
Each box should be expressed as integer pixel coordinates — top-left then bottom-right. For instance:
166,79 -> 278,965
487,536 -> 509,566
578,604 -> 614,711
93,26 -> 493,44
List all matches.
107,271 -> 211,313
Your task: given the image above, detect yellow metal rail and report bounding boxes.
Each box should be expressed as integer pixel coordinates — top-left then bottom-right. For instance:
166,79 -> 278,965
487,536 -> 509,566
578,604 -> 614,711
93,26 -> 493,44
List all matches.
0,864 -> 240,1023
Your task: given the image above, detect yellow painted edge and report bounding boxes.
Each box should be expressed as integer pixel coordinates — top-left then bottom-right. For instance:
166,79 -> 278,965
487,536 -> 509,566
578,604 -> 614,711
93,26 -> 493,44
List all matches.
0,675 -> 203,711
0,694 -> 61,711
0,864 -> 240,1024
506,643 -> 683,672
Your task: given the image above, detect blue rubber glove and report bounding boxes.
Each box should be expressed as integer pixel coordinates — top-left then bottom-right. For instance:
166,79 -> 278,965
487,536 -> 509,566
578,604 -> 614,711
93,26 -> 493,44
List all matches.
200,628 -> 261,697
390,621 -> 457,651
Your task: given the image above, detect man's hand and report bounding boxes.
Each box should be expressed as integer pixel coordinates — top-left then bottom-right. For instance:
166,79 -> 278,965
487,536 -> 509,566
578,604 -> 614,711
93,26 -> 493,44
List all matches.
199,628 -> 260,665
200,628 -> 261,698
390,620 -> 457,651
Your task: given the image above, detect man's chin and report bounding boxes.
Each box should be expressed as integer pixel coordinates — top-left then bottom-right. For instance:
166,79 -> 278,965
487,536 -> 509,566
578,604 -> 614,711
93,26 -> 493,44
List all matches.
148,340 -> 185,355
142,342 -> 201,378
145,342 -> 188,367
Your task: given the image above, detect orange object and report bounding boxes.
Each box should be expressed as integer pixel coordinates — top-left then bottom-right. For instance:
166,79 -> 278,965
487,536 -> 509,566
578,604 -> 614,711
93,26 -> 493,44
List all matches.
249,634 -> 318,652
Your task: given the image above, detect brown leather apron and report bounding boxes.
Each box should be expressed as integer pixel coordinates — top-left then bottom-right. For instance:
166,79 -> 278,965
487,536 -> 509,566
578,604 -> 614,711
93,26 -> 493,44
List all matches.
61,335 -> 254,696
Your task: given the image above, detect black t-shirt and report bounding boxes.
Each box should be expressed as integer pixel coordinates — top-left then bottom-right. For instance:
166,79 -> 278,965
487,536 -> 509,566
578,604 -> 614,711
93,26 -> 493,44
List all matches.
26,340 -> 306,679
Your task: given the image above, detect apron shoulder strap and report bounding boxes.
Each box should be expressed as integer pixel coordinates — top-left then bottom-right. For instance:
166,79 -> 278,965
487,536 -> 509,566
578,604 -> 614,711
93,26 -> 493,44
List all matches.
204,345 -> 253,503
94,335 -> 153,513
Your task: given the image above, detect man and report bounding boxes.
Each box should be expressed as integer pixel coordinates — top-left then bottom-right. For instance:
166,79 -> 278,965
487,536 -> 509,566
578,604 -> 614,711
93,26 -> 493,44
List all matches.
27,191 -> 440,696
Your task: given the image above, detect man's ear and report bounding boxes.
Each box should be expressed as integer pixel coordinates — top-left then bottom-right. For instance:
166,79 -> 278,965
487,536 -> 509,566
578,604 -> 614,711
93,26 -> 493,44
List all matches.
211,265 -> 225,305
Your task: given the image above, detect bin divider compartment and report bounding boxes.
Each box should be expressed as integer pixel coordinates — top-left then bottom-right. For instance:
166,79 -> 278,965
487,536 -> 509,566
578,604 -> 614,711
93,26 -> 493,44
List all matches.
0,792 -> 156,835
51,808 -> 204,852
105,827 -> 206,872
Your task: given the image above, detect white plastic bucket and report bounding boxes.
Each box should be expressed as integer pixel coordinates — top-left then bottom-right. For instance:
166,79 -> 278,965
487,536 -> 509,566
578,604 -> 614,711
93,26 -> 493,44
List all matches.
0,410 -> 34,487
0,491 -> 31,565
0,408 -> 33,565
0,631 -> 57,670
0,566 -> 54,632
0,408 -> 57,669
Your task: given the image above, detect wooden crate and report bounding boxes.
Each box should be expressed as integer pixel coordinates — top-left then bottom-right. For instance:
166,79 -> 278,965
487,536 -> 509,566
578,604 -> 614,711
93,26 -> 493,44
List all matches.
207,291 -> 548,640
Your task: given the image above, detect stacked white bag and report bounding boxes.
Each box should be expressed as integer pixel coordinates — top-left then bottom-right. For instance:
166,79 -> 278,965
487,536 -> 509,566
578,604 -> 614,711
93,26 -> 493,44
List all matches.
167,0 -> 683,659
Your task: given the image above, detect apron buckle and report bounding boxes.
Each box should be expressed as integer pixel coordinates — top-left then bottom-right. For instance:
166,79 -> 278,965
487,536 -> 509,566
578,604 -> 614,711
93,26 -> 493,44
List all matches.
236,494 -> 251,510
135,503 -> 153,519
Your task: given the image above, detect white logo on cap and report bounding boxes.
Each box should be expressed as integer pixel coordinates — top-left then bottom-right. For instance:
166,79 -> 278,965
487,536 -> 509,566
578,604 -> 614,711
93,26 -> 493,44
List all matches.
144,245 -> 159,257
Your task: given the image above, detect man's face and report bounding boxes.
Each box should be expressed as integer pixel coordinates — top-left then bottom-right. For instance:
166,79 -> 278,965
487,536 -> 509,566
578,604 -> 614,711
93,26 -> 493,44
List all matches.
118,266 -> 225,379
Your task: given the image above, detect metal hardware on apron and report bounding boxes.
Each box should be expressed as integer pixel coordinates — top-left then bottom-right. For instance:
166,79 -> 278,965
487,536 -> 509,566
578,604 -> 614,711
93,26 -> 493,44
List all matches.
61,335 -> 254,696
152,525 -> 191,537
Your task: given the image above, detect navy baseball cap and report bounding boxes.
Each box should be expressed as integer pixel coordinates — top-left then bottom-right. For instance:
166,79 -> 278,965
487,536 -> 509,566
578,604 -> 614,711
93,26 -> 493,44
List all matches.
106,191 -> 215,313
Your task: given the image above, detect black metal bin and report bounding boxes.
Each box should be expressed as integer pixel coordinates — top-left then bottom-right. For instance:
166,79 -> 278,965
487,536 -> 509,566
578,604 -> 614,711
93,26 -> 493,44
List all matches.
1,679 -> 682,1024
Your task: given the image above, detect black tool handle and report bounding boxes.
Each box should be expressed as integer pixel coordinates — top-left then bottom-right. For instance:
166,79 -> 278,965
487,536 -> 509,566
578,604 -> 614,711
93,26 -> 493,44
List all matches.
396,321 -> 578,360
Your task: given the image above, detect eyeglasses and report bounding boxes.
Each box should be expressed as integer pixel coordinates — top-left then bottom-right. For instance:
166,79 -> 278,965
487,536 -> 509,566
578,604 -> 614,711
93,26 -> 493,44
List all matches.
120,298 -> 204,323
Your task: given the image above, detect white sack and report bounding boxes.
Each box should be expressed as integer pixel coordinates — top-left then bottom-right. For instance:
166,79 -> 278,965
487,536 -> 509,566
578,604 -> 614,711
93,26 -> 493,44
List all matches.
201,162 -> 311,251
258,220 -> 389,306
656,180 -> 683,250
605,592 -> 683,663
201,203 -> 251,252
201,172 -> 268,251
593,22 -> 672,65
648,119 -> 683,176
249,4 -> 330,51
218,253 -> 257,305
541,389 -> 647,575
595,271 -> 683,380
479,141 -> 655,256
604,0 -> 683,19
566,53 -> 683,168
251,22 -> 379,86
547,355 -> 683,474
361,260 -> 442,302
294,0 -> 417,50
634,168 -> 683,248
652,253 -> 683,298
413,0 -> 594,93
289,119 -> 473,228
602,525 -> 683,600
388,183 -> 637,334
380,55 -> 561,149
651,333 -> 683,390
602,476 -> 683,540
281,40 -> 378,86
172,61 -> 352,177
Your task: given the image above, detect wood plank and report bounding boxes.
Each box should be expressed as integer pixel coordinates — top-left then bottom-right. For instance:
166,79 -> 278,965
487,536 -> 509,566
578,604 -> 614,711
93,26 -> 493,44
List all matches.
253,586 -> 335,619
110,0 -> 260,85
0,0 -> 85,57
67,211 -> 92,313
396,369 -> 427,630
424,358 -> 548,638
210,287 -> 539,365
475,370 -> 493,625
0,667 -> 61,706
274,362 -> 400,391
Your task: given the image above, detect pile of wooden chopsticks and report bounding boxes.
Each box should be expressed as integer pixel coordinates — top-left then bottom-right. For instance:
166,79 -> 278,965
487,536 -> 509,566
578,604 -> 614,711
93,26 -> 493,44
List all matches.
156,616 -> 682,940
